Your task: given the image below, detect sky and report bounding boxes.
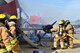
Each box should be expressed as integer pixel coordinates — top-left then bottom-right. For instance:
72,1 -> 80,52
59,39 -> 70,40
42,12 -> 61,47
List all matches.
19,0 -> 80,24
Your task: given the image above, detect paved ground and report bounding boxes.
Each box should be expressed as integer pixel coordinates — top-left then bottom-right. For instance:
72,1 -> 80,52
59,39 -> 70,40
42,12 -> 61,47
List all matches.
20,34 -> 80,53
20,43 -> 80,53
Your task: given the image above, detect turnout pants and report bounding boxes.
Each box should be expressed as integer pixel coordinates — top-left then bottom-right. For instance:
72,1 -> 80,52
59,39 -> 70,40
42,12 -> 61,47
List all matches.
53,33 -> 66,48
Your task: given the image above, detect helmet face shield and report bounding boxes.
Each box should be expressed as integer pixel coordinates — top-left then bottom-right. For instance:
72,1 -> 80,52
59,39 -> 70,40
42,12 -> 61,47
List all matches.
0,19 -> 5,23
9,19 -> 17,23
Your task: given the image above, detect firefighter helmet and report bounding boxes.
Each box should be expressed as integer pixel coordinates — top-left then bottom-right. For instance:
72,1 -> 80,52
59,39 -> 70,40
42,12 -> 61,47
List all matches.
0,14 -> 6,19
58,20 -> 64,25
9,15 -> 17,20
65,20 -> 70,24
65,20 -> 70,26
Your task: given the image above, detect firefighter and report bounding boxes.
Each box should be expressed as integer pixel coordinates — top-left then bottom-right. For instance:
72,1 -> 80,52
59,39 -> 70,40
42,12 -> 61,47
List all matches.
65,20 -> 74,48
8,15 -> 20,53
0,13 -> 12,53
50,20 -> 66,50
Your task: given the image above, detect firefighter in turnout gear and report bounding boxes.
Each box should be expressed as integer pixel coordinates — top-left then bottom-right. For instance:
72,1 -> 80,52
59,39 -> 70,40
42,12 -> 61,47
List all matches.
50,20 -> 66,50
65,20 -> 74,48
8,15 -> 20,53
0,13 -> 12,53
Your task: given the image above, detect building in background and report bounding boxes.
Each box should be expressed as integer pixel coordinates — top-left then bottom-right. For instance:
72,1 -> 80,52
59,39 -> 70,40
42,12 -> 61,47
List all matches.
30,16 -> 39,24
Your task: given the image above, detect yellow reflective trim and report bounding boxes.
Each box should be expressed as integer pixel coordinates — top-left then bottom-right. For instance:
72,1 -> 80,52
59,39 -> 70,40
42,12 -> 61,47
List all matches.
0,37 -> 2,41
11,38 -> 17,44
0,49 -> 7,53
6,45 -> 12,51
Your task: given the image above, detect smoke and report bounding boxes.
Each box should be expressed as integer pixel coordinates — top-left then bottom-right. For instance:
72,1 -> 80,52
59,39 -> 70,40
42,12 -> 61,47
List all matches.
19,0 -> 80,23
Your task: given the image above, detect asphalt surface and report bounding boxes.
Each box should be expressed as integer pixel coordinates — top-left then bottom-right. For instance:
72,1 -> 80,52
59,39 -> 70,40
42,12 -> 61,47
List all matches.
20,34 -> 80,53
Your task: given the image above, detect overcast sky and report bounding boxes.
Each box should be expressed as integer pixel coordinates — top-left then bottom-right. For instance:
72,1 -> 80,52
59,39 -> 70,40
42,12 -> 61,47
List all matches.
19,0 -> 80,24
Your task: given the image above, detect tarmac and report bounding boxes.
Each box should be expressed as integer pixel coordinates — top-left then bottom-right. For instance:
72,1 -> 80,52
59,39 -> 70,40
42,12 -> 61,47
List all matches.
20,33 -> 80,53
